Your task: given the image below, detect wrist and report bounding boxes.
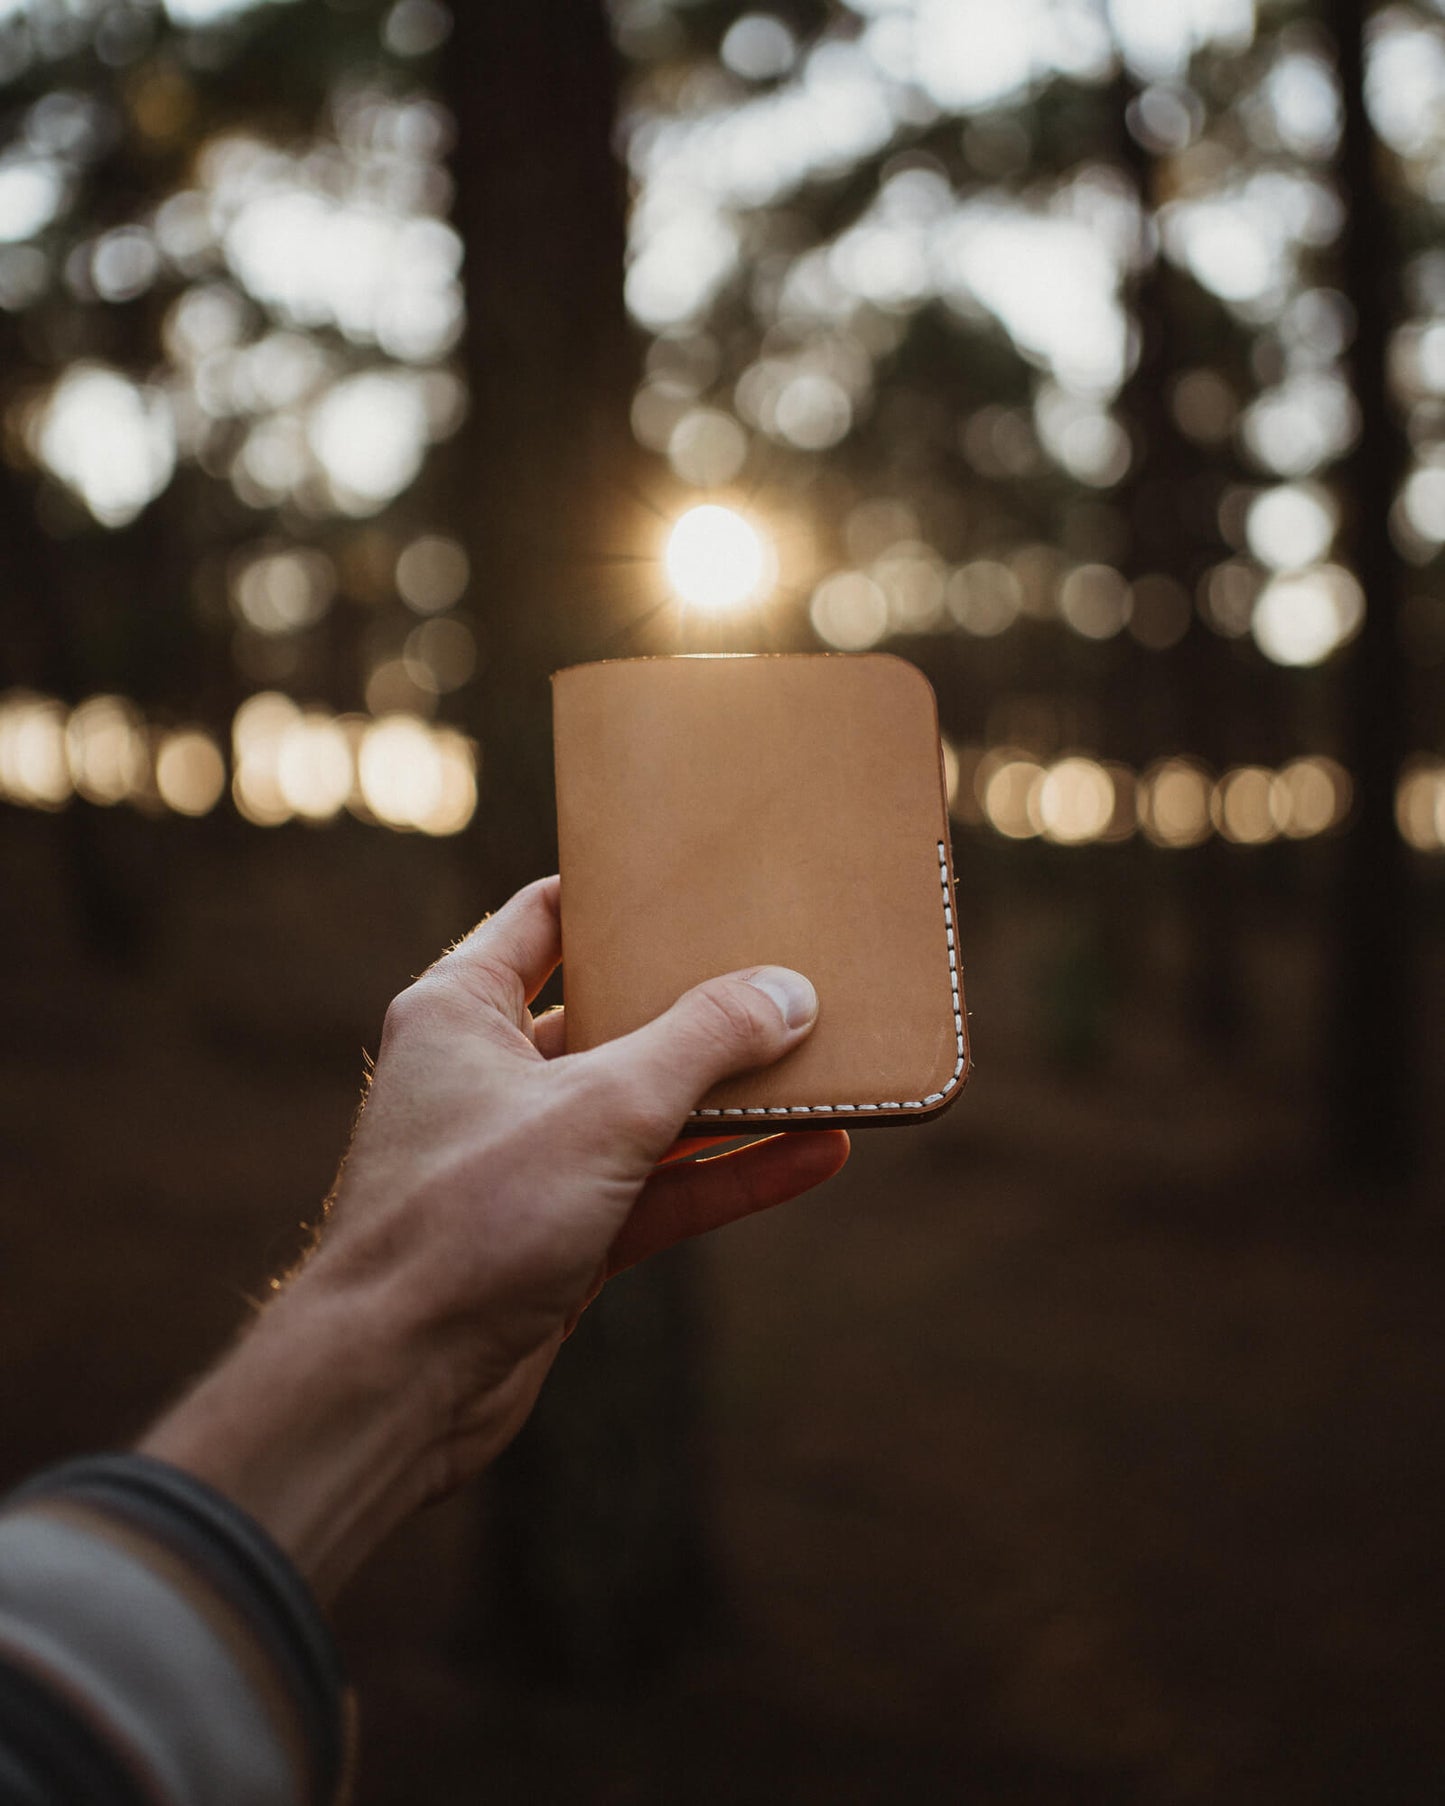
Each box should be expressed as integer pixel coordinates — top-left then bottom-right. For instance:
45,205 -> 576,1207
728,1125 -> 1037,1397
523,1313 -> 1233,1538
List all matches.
139,1262 -> 452,1602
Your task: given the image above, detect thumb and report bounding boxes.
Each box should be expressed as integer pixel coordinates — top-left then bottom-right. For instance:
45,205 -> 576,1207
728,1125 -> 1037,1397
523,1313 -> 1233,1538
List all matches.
584,966 -> 819,1143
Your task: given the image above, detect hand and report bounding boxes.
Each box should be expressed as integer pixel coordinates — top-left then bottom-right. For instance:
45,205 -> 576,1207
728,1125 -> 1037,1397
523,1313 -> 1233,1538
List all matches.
141,875 -> 849,1597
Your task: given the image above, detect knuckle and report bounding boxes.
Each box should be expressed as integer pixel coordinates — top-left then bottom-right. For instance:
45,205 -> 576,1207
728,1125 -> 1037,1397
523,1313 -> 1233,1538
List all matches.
381,980 -> 426,1042
380,972 -> 456,1048
455,953 -> 527,1020
687,980 -> 771,1052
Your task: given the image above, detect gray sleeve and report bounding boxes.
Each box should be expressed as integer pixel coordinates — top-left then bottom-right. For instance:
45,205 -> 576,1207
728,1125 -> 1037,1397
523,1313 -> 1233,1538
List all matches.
0,1454 -> 350,1806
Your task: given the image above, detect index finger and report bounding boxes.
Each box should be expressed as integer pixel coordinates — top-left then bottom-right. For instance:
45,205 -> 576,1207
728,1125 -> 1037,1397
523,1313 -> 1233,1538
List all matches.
434,873 -> 562,1014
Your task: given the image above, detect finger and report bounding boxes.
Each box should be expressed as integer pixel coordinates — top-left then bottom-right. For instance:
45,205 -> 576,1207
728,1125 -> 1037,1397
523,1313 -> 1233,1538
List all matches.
606,1129 -> 850,1277
563,1130 -> 846,1338
582,965 -> 819,1144
657,1134 -> 737,1164
532,1030 -> 787,1122
434,874 -> 561,1017
532,1004 -> 567,1060
529,1006 -> 727,1078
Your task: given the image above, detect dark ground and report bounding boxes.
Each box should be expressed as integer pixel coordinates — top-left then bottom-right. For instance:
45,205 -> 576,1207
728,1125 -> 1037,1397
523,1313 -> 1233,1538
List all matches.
2,810 -> 1443,1805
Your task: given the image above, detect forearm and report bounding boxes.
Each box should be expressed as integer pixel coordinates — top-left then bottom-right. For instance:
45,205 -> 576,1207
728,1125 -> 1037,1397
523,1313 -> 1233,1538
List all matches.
138,1265 -> 449,1603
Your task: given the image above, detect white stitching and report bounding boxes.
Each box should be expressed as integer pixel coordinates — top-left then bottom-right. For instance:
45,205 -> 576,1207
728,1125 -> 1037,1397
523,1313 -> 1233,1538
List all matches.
689,840 -> 967,1122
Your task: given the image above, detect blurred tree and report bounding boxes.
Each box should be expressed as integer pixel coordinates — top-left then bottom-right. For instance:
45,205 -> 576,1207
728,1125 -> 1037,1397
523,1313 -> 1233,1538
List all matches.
1,4 -> 1432,1146
0,0 -> 705,1681
0,0 -> 477,851
1329,0 -> 1417,1183
447,0 -> 657,904
609,0 -> 1436,1183
0,0 -> 1436,1694
446,0 -> 713,1684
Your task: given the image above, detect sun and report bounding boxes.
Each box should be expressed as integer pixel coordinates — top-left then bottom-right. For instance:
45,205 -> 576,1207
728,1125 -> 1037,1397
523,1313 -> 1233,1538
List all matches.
664,504 -> 772,612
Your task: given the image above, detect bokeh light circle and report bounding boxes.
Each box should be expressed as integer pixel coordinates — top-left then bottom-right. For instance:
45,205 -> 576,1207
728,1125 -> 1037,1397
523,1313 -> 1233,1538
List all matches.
664,504 -> 770,612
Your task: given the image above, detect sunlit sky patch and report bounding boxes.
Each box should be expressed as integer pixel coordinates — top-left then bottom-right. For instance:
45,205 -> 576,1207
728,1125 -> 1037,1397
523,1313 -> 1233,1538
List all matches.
856,0 -> 1114,111
0,154 -> 64,242
1160,170 -> 1342,316
34,365 -> 176,526
1255,46 -> 1342,160
1242,372 -> 1358,478
843,0 -> 1253,99
203,106 -> 461,362
161,0 -> 297,25
1366,8 -> 1445,160
623,0 -> 1285,424
1105,0 -> 1254,82
643,167 -> 1137,402
308,370 -> 433,514
936,201 -> 1132,395
15,76 -> 464,525
721,13 -> 797,82
623,0 -> 1430,519
613,0 -> 1422,674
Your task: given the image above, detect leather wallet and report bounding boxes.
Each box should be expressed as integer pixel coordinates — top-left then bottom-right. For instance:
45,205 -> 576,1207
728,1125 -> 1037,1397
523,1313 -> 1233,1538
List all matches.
551,653 -> 970,1131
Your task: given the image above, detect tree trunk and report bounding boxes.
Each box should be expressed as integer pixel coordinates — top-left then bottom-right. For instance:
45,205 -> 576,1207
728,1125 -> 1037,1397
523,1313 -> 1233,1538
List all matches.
1328,0 -> 1418,1188
447,0 -> 657,907
1113,83 -> 1243,1046
444,0 -> 711,1682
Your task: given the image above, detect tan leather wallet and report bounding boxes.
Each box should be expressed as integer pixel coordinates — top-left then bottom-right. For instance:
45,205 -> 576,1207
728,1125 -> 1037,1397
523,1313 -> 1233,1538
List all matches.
551,653 -> 970,1131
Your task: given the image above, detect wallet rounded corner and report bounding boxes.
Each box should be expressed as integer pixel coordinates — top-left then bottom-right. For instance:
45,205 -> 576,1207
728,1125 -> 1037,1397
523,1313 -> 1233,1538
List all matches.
858,650 -> 939,712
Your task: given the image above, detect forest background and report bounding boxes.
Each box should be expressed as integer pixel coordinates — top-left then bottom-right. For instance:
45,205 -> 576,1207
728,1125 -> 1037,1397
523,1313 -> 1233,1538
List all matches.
1,2 -> 1443,1800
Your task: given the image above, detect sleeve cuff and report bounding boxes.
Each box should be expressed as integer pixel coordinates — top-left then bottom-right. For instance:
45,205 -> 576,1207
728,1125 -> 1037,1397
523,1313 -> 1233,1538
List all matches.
0,1452 -> 350,1805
